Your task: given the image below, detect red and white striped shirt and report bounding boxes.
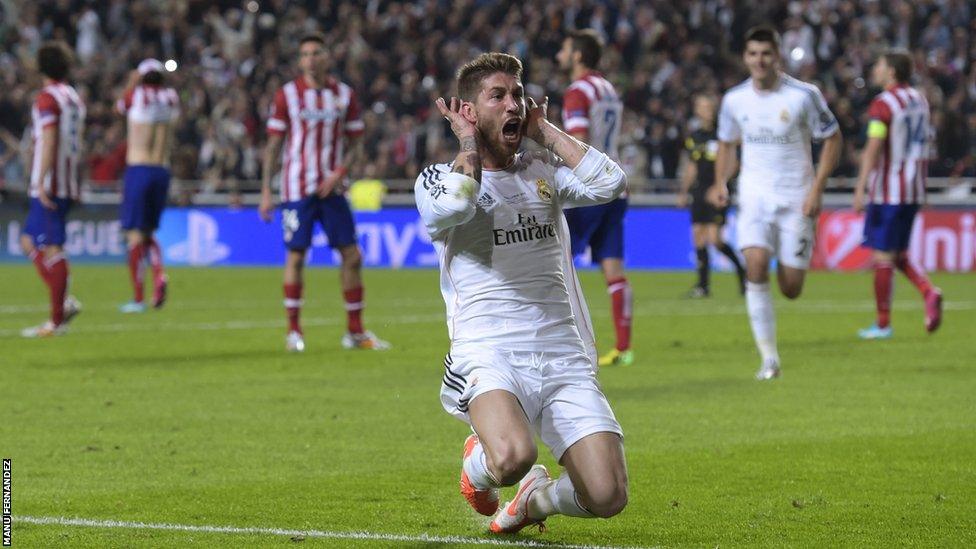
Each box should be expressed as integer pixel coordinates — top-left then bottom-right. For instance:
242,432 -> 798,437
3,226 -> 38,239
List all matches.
867,84 -> 930,205
562,71 -> 623,161
266,77 -> 364,202
31,82 -> 86,200
116,84 -> 180,123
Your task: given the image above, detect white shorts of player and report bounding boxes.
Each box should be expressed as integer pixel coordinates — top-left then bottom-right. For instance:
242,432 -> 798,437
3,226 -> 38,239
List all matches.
736,194 -> 815,270
440,345 -> 623,461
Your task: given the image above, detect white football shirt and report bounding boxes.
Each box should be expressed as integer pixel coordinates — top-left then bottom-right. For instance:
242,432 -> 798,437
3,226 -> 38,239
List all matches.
415,147 -> 626,354
718,74 -> 838,201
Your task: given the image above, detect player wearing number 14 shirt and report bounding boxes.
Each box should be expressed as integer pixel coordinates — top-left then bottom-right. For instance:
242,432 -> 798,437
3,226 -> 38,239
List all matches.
260,32 -> 388,353
853,50 -> 942,340
709,26 -> 842,380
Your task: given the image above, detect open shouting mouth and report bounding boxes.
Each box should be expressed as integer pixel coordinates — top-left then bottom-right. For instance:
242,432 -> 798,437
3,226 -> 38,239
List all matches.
501,117 -> 522,142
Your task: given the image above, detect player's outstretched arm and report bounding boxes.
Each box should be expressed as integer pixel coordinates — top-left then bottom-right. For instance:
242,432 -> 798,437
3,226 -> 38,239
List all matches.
677,149 -> 696,208
805,130 -> 842,217
36,125 -> 58,210
708,141 -> 737,208
853,135 -> 884,213
259,133 -> 284,222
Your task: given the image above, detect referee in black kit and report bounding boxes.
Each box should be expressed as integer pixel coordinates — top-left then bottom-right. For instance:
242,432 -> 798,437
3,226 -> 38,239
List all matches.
677,94 -> 746,297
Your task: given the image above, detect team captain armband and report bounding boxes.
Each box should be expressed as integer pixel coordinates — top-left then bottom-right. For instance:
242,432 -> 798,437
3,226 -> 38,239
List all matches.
867,119 -> 887,139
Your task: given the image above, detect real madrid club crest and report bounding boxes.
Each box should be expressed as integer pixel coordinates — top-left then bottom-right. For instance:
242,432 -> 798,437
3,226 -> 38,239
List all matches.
536,179 -> 552,202
780,109 -> 790,123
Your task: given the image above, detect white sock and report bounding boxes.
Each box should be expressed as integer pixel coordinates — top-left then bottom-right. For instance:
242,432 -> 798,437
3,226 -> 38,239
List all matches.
527,471 -> 594,519
462,440 -> 500,490
745,281 -> 779,364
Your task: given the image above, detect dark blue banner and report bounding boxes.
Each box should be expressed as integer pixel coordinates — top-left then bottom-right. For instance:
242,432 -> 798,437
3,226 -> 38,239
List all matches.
0,204 -> 739,270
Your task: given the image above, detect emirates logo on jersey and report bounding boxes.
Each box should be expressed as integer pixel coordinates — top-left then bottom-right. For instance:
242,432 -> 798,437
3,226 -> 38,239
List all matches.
744,127 -> 799,145
492,213 -> 556,247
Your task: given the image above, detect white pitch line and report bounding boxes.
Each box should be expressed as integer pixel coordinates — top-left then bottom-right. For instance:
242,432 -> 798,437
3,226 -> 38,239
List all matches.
15,515 -> 652,549
2,302 -> 974,337
0,297 -> 441,314
0,313 -> 446,338
3,299 -> 973,317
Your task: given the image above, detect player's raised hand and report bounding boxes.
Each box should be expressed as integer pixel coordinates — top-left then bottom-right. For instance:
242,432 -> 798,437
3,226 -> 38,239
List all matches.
523,96 -> 549,143
258,188 -> 274,222
125,69 -> 141,89
436,97 -> 477,142
707,183 -> 729,208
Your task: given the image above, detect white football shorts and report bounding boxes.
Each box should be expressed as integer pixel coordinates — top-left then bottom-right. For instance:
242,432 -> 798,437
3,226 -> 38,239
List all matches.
736,194 -> 816,269
440,345 -> 623,461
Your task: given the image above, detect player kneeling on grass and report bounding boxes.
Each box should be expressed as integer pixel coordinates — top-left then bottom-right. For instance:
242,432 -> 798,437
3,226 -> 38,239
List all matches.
415,53 -> 628,535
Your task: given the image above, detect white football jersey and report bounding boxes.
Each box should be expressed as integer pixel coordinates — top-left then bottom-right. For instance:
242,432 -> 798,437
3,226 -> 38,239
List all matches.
718,74 -> 838,200
415,147 -> 626,354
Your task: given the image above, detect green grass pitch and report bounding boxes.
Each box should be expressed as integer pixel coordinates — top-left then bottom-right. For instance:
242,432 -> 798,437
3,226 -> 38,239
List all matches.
2,265 -> 974,547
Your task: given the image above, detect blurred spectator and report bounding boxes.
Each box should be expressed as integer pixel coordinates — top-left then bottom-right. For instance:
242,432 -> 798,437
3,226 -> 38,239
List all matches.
0,127 -> 24,193
87,124 -> 126,187
0,0 -> 972,199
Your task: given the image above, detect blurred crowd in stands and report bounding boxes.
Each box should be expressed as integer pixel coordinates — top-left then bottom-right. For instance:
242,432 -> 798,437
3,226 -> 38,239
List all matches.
0,0 -> 974,199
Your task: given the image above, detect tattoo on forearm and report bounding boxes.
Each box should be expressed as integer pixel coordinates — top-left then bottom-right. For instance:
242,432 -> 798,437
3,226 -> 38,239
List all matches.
449,135 -> 481,182
539,124 -> 588,159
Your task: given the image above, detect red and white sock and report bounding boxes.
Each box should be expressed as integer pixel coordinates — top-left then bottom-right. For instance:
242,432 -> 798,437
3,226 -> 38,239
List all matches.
344,286 -> 364,335
45,252 -> 68,326
283,283 -> 303,334
607,277 -> 632,352
873,260 -> 894,329
894,252 -> 933,297
128,243 -> 145,303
